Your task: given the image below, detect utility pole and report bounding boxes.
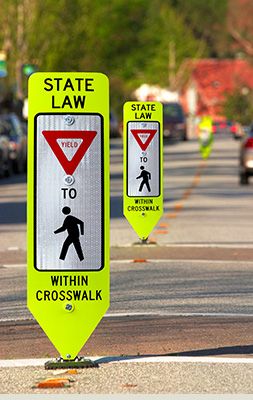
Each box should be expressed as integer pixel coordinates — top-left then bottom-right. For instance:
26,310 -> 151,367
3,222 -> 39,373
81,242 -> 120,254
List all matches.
16,0 -> 25,101
168,40 -> 176,90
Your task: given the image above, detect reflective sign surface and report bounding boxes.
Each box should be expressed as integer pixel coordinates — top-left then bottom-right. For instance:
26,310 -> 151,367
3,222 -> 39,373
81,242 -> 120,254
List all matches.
35,113 -> 103,271
127,121 -> 160,197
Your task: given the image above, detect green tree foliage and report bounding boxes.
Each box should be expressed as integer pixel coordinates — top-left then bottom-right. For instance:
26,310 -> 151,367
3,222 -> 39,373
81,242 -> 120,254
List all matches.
28,0 -> 87,72
0,0 -> 229,112
78,0 -> 149,112
171,0 -> 229,57
139,1 -> 206,86
223,89 -> 253,125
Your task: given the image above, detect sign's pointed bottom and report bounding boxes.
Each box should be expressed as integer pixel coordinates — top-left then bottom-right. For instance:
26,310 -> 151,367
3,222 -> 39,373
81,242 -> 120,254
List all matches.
28,300 -> 109,361
45,356 -> 98,369
124,212 -> 163,241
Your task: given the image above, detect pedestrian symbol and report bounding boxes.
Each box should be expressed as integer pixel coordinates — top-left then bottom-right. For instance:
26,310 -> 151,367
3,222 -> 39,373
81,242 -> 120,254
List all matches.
136,166 -> 151,192
54,206 -> 84,261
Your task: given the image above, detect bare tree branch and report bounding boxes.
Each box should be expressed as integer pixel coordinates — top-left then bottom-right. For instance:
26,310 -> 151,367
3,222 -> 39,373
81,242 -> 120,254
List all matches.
228,23 -> 253,56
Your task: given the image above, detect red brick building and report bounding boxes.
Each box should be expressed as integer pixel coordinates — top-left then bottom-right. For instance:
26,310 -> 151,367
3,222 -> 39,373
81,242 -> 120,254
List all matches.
180,59 -> 253,119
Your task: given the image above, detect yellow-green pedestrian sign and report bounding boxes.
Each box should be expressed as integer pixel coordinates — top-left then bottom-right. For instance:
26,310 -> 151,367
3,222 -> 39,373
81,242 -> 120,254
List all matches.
27,72 -> 110,361
123,102 -> 163,240
198,116 -> 213,159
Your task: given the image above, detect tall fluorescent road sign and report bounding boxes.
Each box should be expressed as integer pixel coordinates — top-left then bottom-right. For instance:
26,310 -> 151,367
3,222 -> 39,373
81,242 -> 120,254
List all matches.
27,72 -> 109,360
123,101 -> 163,240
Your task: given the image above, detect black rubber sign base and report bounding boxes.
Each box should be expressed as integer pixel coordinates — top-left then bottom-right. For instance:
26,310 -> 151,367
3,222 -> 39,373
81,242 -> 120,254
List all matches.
45,356 -> 99,369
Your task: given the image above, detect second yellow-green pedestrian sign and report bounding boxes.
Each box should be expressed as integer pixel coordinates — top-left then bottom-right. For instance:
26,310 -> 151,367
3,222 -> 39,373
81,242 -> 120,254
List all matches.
123,102 -> 163,240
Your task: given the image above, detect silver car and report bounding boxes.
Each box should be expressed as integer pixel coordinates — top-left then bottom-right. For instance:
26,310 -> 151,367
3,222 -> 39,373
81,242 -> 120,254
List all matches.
0,113 -> 27,173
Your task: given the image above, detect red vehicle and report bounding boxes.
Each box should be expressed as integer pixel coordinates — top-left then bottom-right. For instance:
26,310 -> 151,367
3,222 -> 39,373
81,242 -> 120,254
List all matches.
239,129 -> 253,185
212,120 -> 243,140
229,121 -> 244,140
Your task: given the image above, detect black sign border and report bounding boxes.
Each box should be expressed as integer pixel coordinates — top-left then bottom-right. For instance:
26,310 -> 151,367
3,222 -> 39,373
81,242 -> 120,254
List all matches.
34,112 -> 105,272
126,120 -> 161,198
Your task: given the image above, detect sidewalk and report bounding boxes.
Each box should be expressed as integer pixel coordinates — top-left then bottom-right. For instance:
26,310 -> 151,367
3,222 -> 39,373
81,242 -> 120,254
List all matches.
1,356 -> 253,394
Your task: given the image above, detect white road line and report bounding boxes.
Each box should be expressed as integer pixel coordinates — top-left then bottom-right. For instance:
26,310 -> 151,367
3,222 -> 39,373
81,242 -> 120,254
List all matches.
3,259 -> 253,268
1,264 -> 26,268
110,244 -> 253,249
0,317 -> 33,323
1,356 -> 253,368
0,358 -> 49,367
105,311 -> 253,318
102,356 -> 253,364
2,311 -> 253,324
111,259 -> 253,265
163,243 -> 253,248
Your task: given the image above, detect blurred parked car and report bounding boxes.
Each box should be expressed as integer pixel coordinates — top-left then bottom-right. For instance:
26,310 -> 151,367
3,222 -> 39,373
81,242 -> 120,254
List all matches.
239,127 -> 253,185
110,111 -> 121,138
0,113 -> 27,173
0,123 -> 12,177
163,102 -> 187,141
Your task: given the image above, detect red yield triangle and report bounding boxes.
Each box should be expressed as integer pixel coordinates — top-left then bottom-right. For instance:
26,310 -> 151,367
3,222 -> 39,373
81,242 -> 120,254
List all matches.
42,130 -> 97,175
131,129 -> 157,151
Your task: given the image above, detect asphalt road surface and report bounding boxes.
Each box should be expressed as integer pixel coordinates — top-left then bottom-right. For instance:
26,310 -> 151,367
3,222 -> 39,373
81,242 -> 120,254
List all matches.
1,135 -> 253,393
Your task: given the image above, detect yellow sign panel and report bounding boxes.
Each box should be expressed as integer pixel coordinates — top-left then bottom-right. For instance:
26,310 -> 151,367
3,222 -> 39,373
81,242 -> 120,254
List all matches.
123,102 -> 163,240
27,72 -> 109,360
